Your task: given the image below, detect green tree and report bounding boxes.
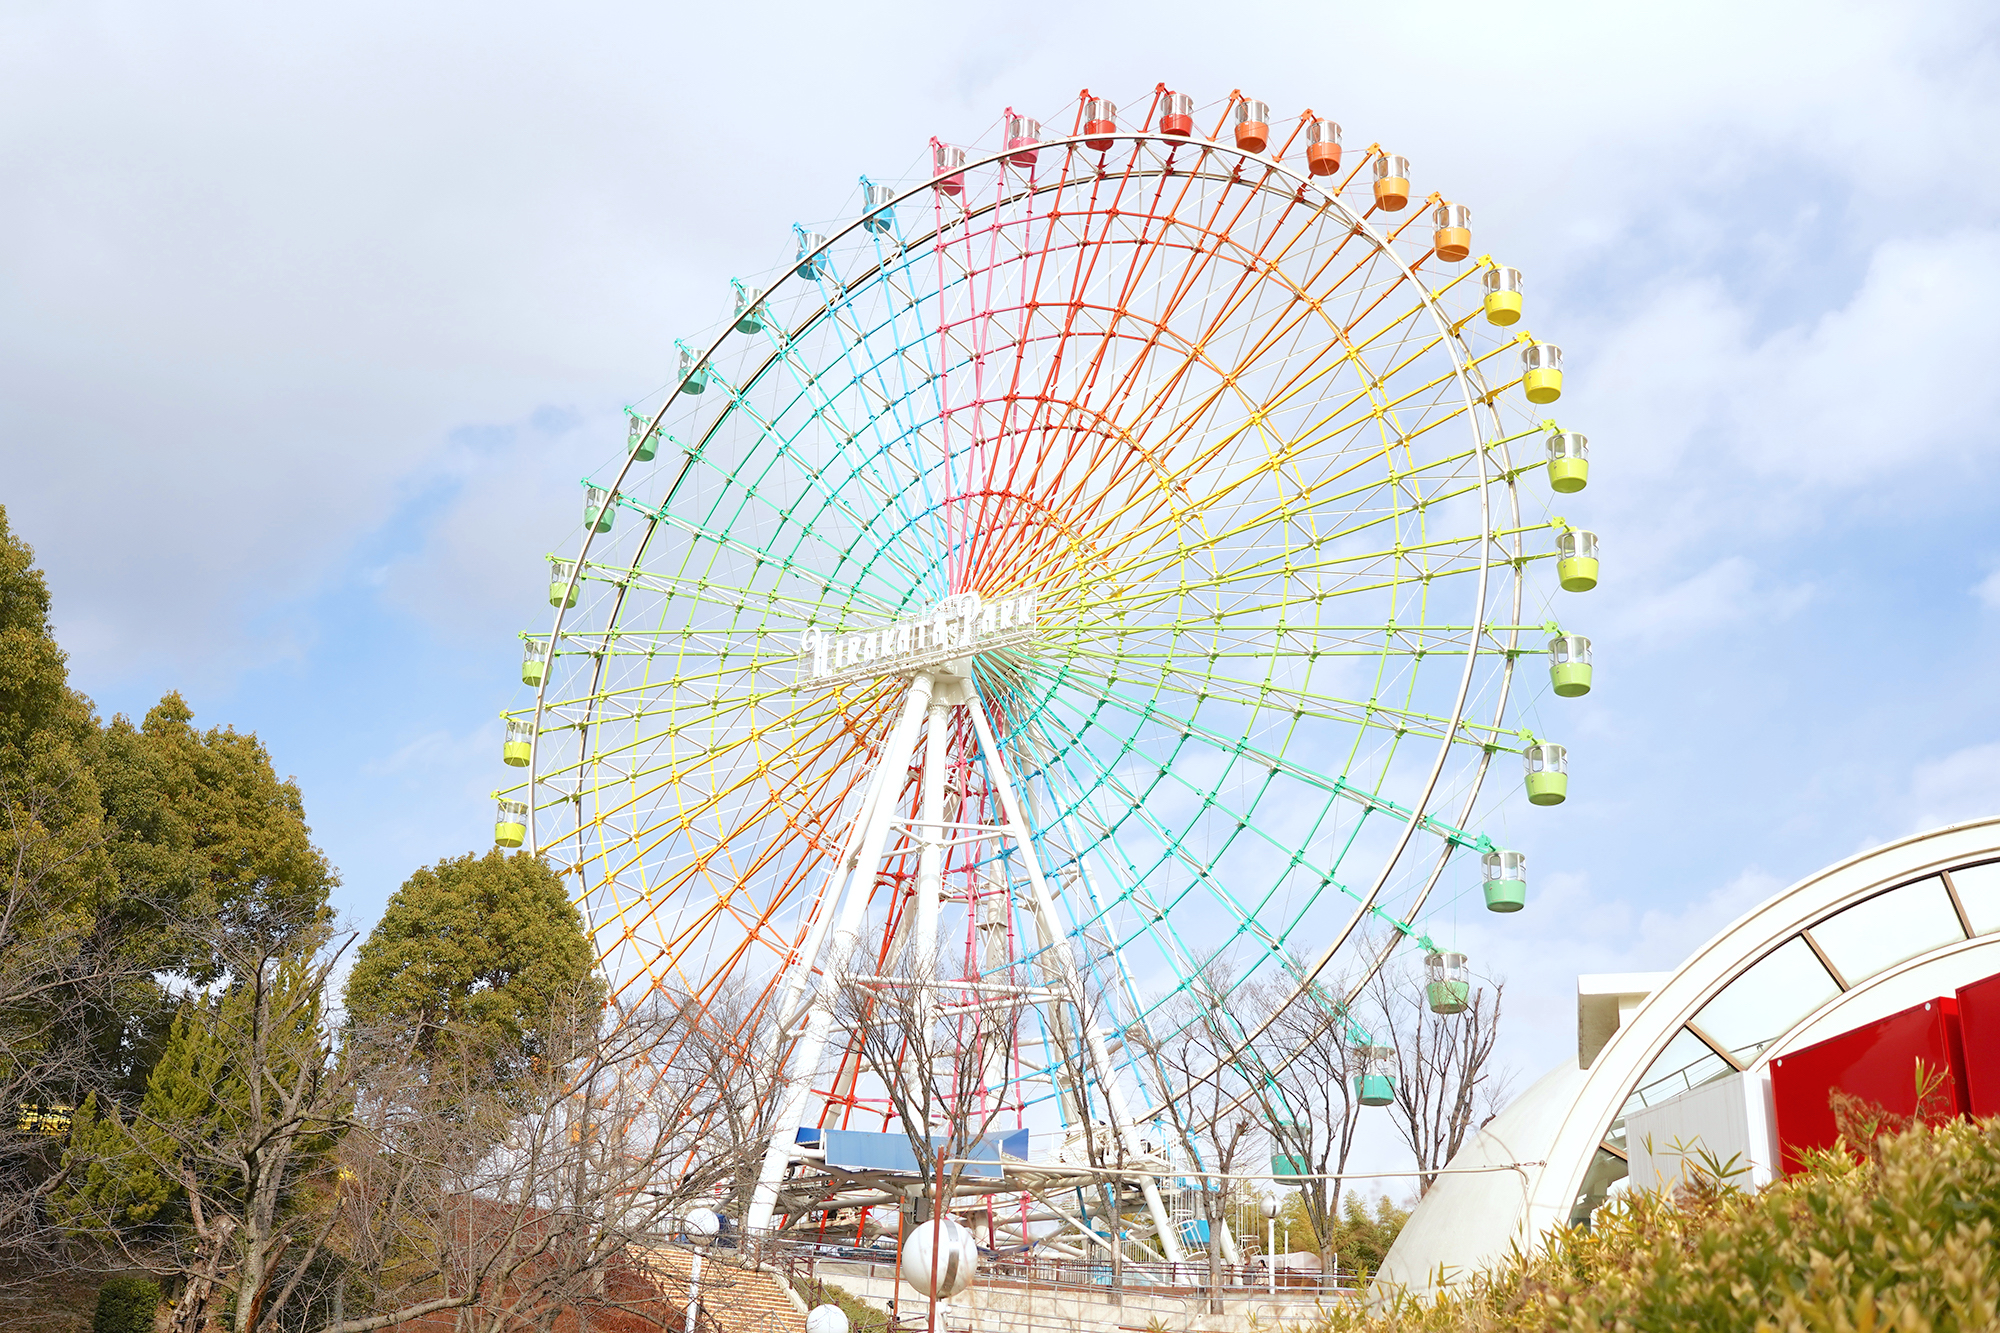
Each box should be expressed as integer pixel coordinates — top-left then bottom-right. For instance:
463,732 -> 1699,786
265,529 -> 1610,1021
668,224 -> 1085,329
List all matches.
0,505 -> 99,767
1326,1193 -> 1410,1276
47,692 -> 335,1108
2,505 -> 338,1109
344,849 -> 603,1072
0,506 -> 345,1322
97,694 -> 338,970
47,1092 -> 173,1230
0,503 -> 114,1000
53,923 -> 353,1333
0,506 -> 120,1251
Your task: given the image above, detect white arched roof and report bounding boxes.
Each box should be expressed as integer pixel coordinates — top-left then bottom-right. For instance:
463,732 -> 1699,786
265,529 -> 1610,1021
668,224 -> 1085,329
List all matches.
1379,817 -> 2000,1289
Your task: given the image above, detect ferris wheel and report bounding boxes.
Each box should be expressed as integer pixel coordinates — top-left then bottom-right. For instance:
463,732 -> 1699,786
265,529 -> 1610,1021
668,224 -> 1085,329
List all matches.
494,85 -> 1595,1247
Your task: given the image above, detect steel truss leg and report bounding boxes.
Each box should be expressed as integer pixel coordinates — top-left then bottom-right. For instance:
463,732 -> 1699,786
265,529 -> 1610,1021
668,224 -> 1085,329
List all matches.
963,685 -> 1186,1264
746,673 -> 937,1235
746,672 -> 1184,1263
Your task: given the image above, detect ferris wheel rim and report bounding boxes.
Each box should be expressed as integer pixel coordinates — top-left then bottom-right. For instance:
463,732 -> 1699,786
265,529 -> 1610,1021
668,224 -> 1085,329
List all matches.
524,125 -> 1513,889
496,106 -> 1582,1105
482,98 -> 1598,1255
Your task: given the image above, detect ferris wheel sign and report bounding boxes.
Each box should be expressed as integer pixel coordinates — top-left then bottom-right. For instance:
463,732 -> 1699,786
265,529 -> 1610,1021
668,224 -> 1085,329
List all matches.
799,591 -> 1040,689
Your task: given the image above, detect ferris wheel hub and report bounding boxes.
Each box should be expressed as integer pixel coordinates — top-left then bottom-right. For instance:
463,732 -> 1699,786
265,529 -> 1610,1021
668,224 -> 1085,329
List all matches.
798,589 -> 1040,690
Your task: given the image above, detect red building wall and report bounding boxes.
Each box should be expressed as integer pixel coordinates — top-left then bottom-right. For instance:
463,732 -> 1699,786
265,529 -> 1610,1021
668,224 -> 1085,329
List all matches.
1769,997 -> 1967,1174
1957,972 -> 2000,1119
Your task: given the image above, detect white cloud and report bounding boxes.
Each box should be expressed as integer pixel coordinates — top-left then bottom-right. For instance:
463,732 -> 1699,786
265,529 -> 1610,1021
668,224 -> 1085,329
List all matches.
1601,556 -> 1812,651
1731,231 -> 2000,488
362,721 -> 499,779
6,0 -> 1995,693
1906,741 -> 2000,834
1459,865 -> 1784,1081
1974,568 -> 2000,609
374,408 -> 615,642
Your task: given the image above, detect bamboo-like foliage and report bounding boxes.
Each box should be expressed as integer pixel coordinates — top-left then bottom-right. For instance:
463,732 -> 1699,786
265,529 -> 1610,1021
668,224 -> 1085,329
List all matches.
1317,1114 -> 2000,1333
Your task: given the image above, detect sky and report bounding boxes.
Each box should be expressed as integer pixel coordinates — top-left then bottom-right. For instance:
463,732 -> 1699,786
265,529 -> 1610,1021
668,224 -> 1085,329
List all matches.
6,0 -> 2000,1171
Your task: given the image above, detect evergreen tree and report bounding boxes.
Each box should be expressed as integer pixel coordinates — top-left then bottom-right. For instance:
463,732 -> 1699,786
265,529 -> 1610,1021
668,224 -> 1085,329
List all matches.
0,504 -> 98,765
0,507 -> 119,1243
96,693 -> 338,973
0,503 -> 115,1013
0,505 -> 341,1280
52,929 -> 352,1333
91,1274 -> 162,1333
345,849 -> 604,1073
47,1092 -> 172,1231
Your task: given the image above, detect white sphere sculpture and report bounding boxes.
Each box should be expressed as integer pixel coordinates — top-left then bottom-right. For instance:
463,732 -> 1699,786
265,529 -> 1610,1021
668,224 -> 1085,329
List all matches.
684,1206 -> 721,1239
807,1306 -> 850,1333
898,1217 -> 978,1298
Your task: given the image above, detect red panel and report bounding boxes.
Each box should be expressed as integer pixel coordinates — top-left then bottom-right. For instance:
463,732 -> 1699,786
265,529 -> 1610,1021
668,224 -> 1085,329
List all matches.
1768,997 -> 1968,1174
1956,971 -> 2000,1119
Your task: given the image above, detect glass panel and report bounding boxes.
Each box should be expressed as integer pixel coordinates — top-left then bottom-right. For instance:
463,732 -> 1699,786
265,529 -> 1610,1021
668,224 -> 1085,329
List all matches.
1809,876 -> 1966,985
1948,861 -> 2000,935
1692,936 -> 1840,1063
1626,1027 -> 1732,1114
1567,1147 -> 1630,1229
1603,1027 -> 1735,1161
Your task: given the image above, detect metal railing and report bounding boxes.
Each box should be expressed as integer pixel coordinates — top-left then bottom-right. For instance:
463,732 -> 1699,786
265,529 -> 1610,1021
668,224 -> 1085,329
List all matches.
978,1256 -> 1358,1296
760,1240 -> 1360,1299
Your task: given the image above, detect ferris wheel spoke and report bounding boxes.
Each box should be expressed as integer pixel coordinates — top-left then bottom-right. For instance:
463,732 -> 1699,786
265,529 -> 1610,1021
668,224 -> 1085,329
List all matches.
576,690 -> 891,845
1012,654 -> 1488,850
1064,546 -> 1519,639
664,353 -> 962,602
565,565 -> 855,625
1052,647 -> 1522,750
1015,681 -> 1451,996
1025,742 -> 1295,967
763,307 -> 947,553
1037,746 -> 1469,1013
1048,418 -> 1509,596
640,485 -> 931,615
1072,617 -> 1552,663
573,756 -> 877,964
528,669 -> 803,753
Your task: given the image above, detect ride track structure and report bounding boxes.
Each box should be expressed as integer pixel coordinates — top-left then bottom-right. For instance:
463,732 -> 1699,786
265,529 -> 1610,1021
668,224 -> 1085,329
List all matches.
495,85 -> 1598,1260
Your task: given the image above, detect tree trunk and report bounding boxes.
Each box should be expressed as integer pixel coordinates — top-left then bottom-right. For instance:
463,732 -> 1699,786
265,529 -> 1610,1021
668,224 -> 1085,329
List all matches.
169,1219 -> 236,1333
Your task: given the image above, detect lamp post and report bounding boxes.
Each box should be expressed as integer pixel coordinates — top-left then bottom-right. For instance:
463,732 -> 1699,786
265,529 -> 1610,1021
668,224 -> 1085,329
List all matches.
1261,1200 -> 1278,1297
684,1206 -> 721,1333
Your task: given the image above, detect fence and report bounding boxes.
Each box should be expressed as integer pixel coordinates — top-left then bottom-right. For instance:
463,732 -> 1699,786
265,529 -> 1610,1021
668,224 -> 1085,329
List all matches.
761,1240 -> 1359,1298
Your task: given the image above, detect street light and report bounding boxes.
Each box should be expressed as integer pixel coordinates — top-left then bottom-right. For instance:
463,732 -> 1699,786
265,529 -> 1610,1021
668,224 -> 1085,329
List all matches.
1261,1200 -> 1279,1297
684,1206 -> 721,1333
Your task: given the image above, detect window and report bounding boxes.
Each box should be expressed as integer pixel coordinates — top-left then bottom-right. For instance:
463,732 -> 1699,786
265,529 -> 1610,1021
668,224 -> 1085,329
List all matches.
1606,1026 -> 1736,1154
1691,936 -> 1840,1063
1948,861 -> 2000,935
1808,876 -> 1965,986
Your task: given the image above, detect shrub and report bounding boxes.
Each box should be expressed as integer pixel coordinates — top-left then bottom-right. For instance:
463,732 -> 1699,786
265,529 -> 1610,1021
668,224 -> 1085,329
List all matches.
790,1275 -> 893,1333
1315,1115 -> 2000,1332
92,1275 -> 161,1333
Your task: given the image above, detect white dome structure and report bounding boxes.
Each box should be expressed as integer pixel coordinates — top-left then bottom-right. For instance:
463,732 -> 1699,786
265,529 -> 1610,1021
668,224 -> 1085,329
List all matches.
1379,817 -> 2000,1290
